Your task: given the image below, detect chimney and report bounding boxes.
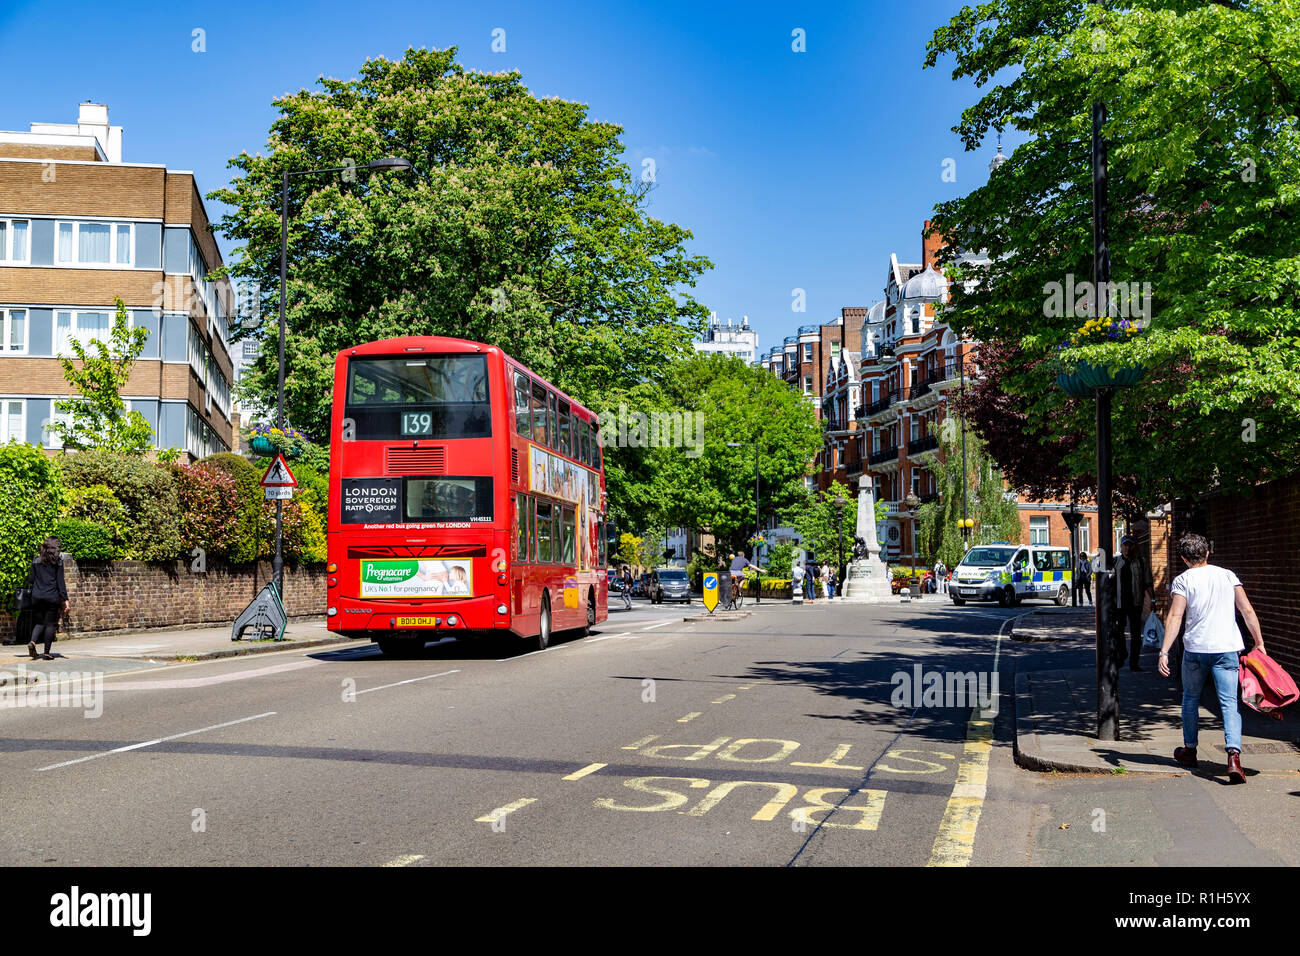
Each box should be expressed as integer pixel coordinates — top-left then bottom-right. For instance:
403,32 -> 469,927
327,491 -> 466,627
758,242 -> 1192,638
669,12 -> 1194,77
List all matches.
76,103 -> 122,162
921,219 -> 944,271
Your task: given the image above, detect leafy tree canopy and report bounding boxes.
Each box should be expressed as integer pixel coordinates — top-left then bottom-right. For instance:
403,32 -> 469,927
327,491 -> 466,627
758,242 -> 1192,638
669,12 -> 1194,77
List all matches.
211,47 -> 712,441
927,0 -> 1300,505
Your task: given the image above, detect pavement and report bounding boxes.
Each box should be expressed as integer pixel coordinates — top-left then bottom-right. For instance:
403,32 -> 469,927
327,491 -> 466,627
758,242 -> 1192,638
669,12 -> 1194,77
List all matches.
1,617 -> 351,670
1010,605 -> 1300,777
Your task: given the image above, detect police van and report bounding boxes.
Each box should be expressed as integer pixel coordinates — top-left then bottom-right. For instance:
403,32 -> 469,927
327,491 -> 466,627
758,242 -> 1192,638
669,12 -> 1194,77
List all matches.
950,543 -> 1073,607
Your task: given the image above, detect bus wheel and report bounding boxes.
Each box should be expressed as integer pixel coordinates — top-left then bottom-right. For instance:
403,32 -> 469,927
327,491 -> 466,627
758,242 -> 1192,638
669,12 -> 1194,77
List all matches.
1056,584 -> 1070,606
584,589 -> 596,634
534,595 -> 552,651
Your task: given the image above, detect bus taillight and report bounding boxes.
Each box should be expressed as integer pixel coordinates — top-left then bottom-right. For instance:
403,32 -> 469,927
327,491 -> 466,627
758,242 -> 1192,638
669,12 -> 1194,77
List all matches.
493,558 -> 508,572
327,562 -> 338,573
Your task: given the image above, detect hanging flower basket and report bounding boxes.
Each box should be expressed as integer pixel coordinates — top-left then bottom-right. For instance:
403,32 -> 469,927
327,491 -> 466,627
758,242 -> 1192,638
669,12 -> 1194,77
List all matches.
249,435 -> 275,456
247,424 -> 306,458
1055,360 -> 1147,398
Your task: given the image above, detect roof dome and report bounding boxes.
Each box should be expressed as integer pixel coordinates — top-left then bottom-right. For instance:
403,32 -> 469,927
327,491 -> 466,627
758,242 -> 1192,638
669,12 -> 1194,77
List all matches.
902,264 -> 948,302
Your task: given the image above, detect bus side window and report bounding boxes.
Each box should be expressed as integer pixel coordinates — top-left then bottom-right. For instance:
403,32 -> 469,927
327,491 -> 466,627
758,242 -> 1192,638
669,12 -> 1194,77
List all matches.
547,391 -> 558,450
597,517 -> 607,567
591,422 -> 601,469
516,492 -> 529,561
580,419 -> 590,466
528,495 -> 537,562
562,507 -> 576,564
558,400 -> 571,457
514,372 -> 530,439
536,501 -> 553,563
531,381 -> 547,446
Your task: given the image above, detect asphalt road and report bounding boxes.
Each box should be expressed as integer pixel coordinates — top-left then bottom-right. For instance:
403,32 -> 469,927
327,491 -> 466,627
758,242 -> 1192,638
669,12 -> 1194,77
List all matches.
3,596 -> 1293,867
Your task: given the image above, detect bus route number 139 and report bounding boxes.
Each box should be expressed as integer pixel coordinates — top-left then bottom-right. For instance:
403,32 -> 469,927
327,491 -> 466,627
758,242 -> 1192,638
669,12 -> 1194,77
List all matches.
401,412 -> 433,436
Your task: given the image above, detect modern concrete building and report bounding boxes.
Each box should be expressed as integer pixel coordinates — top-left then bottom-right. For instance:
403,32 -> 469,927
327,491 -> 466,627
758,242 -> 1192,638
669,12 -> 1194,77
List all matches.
695,313 -> 758,365
0,103 -> 234,459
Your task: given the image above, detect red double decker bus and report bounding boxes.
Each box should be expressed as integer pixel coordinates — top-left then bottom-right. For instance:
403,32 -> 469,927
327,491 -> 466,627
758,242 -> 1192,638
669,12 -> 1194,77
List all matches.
325,336 -> 609,655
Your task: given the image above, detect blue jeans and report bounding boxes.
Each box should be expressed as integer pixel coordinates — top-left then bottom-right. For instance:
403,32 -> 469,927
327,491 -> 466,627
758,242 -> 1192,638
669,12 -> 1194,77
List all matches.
1181,651 -> 1242,752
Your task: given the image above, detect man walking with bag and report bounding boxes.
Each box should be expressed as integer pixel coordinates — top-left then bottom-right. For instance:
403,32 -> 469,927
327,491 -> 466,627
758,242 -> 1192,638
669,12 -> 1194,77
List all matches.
1158,533 -> 1263,784
1113,535 -> 1154,670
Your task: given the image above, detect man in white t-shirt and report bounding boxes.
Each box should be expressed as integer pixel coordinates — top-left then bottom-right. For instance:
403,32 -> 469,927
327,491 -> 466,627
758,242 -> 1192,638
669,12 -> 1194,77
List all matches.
1158,533 -> 1264,783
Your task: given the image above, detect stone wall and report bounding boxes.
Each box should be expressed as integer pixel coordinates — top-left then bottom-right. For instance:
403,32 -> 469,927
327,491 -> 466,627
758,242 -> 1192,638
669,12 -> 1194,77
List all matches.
1,559 -> 325,641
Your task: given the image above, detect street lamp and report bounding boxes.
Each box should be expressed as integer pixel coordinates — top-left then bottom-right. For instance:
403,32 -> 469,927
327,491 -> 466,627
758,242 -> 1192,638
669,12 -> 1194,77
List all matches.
273,156 -> 413,598
1062,488 -> 1084,608
904,491 -> 921,600
726,440 -> 761,603
833,493 -> 847,599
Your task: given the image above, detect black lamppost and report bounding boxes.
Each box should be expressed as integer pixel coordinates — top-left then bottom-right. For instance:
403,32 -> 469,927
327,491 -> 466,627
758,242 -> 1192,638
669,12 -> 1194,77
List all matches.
726,440 -> 761,603
833,493 -> 847,598
904,491 -> 921,600
273,156 -> 413,597
1063,488 -> 1084,608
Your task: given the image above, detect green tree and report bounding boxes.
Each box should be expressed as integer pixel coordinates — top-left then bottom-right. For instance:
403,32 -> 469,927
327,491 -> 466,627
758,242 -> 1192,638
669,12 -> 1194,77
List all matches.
608,353 -> 822,556
47,298 -> 153,454
211,47 -> 712,442
925,0 -> 1300,504
782,480 -> 858,569
916,421 -> 1020,568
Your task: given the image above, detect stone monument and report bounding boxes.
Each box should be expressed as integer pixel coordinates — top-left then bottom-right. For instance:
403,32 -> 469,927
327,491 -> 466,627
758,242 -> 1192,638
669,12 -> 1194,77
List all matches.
840,475 -> 894,602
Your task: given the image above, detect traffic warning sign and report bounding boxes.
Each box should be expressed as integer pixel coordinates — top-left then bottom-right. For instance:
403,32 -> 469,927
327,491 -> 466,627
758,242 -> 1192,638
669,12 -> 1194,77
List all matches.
260,454 -> 298,488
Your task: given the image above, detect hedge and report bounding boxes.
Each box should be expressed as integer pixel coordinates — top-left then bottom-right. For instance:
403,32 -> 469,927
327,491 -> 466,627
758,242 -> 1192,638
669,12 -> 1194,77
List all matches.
0,442 -> 62,608
53,518 -> 116,561
58,450 -> 182,560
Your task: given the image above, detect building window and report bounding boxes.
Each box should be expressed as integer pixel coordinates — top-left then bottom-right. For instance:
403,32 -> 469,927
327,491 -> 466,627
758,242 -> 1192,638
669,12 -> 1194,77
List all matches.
803,376 -> 813,394
910,418 -> 920,442
911,470 -> 921,497
1030,516 -> 1050,545
1079,518 -> 1090,553
55,221 -> 134,266
0,399 -> 24,442
54,311 -> 112,356
0,219 -> 30,263
803,343 -> 813,362
1,309 -> 27,353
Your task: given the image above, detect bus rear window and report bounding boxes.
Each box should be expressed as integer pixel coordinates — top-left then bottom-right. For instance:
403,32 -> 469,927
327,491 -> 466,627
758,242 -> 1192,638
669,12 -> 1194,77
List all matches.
406,477 -> 494,521
346,355 -> 491,440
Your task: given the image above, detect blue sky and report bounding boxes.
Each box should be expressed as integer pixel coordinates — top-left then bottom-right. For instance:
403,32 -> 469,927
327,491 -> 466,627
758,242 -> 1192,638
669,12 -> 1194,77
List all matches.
0,0 -> 1013,353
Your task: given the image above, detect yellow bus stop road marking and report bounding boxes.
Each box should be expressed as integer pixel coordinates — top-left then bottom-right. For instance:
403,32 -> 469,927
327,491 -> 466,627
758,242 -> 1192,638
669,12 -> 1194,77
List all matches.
623,735 -> 659,750
563,762 -> 607,781
677,712 -> 702,723
475,798 -> 537,823
711,693 -> 736,705
382,854 -> 425,867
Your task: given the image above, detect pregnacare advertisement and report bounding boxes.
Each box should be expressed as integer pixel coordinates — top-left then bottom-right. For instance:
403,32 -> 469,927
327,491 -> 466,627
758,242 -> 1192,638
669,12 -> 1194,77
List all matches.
359,559 -> 473,598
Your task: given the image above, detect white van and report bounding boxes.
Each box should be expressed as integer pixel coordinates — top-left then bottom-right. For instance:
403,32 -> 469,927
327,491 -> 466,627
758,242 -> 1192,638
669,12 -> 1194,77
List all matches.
950,543 -> 1073,607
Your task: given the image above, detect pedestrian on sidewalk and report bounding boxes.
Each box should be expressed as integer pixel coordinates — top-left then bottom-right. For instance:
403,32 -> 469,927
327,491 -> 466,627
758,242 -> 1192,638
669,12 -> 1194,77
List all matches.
807,562 -> 818,603
1113,535 -> 1155,670
1075,551 -> 1093,605
621,565 -> 633,610
26,537 -> 68,660
1158,532 -> 1263,784
792,560 -> 806,605
934,558 -> 948,594
820,561 -> 831,600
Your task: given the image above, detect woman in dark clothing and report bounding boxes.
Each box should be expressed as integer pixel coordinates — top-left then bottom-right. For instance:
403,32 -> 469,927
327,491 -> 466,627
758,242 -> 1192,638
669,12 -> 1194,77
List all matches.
27,537 -> 68,660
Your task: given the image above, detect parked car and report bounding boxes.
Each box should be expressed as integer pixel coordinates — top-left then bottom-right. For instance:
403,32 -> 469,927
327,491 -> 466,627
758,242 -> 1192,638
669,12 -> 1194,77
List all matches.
649,567 -> 691,604
950,543 -> 1072,607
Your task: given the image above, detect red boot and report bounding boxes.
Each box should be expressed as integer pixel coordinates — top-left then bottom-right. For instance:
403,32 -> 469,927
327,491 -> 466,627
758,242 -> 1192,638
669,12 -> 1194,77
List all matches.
1226,749 -> 1246,784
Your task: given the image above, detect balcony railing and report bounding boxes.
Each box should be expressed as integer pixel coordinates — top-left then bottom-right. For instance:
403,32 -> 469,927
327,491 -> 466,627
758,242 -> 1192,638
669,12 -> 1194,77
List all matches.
798,324 -> 820,336
908,433 -> 940,454
869,445 -> 899,465
863,392 -> 895,416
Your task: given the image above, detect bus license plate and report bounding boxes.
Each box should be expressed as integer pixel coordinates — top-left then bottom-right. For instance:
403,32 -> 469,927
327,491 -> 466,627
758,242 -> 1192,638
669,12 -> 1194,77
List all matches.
396,617 -> 440,628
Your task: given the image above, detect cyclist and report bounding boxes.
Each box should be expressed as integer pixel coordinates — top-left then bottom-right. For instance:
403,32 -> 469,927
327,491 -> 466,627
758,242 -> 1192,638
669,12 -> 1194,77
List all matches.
729,552 -> 764,609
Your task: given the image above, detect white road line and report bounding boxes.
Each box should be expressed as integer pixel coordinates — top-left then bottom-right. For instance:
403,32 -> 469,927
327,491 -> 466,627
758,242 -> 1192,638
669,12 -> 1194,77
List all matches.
475,798 -> 537,823
586,632 -> 631,643
36,712 -> 276,772
382,854 -> 425,867
562,762 -> 607,781
640,621 -> 673,631
355,669 -> 460,696
107,660 -> 317,690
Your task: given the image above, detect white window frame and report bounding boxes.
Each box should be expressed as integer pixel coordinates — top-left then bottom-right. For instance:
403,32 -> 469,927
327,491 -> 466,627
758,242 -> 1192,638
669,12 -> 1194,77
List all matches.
1030,516 -> 1050,546
802,343 -> 813,362
1079,518 -> 1090,554
54,309 -> 117,357
0,218 -> 31,264
44,402 -> 75,450
54,220 -> 135,267
1,308 -> 29,354
803,375 -> 813,394
0,398 -> 25,443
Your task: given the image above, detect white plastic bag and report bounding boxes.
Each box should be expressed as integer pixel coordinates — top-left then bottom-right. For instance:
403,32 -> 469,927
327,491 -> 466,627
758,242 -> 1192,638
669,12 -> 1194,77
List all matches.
1142,611 -> 1164,649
